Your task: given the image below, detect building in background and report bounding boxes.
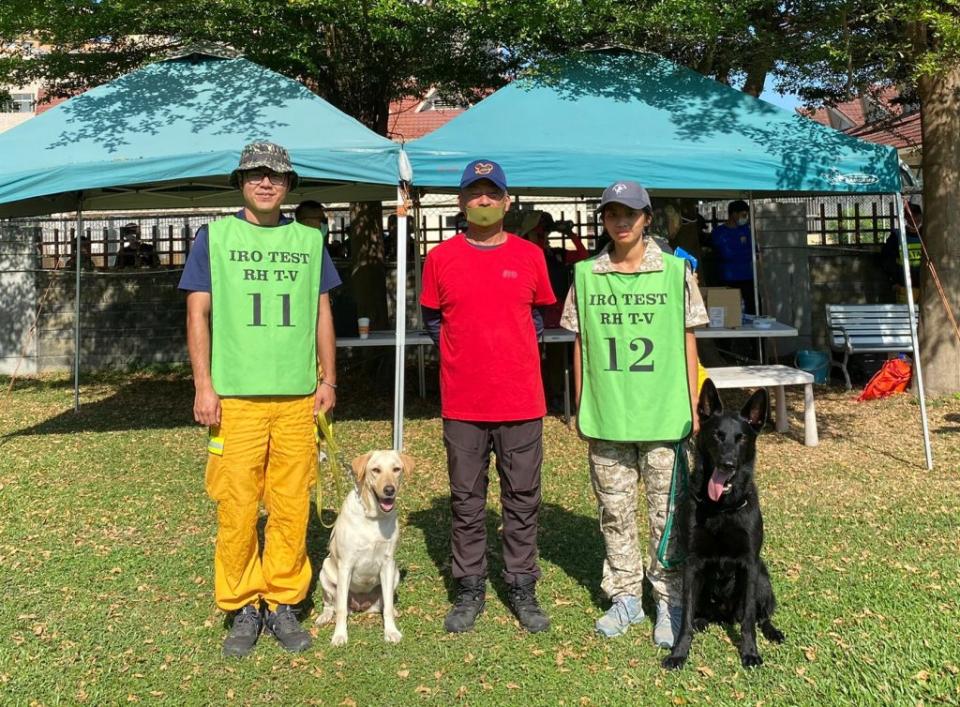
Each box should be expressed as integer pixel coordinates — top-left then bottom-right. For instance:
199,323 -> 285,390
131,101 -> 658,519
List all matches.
1,38 -> 66,134
387,88 -> 468,142
801,88 -> 922,185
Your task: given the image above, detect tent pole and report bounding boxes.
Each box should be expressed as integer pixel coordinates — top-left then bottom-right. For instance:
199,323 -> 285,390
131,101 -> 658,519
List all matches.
895,196 -> 933,470
748,195 -> 762,362
392,185 -> 409,451
73,195 -> 84,412
413,196 -> 426,398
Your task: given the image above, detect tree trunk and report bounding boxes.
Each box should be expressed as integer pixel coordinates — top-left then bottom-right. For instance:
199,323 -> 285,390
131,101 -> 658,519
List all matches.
345,91 -> 391,332
917,63 -> 960,395
741,58 -> 771,98
350,201 -> 389,330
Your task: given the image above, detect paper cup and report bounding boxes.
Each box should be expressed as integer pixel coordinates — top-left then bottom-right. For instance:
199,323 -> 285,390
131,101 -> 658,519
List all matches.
358,317 -> 370,339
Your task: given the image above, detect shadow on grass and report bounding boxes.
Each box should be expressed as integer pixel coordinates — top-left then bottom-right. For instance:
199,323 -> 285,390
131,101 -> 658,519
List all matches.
302,502 -> 336,618
2,377 -> 197,439
408,495 -> 606,609
2,363 -> 442,441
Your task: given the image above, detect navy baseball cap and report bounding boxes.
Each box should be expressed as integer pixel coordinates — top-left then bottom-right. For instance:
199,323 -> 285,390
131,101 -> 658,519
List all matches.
597,180 -> 651,212
460,159 -> 507,191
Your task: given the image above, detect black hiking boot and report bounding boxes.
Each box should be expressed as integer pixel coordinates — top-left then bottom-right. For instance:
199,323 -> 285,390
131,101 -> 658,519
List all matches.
264,605 -> 312,653
222,604 -> 263,658
507,575 -> 550,633
444,576 -> 486,633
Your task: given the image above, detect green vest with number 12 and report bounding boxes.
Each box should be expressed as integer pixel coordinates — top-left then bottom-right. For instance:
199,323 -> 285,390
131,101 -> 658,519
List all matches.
209,217 -> 324,396
575,251 -> 692,441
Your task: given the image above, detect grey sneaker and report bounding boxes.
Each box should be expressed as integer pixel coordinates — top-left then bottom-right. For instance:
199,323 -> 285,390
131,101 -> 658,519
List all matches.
222,604 -> 262,658
595,595 -> 644,638
654,601 -> 683,648
265,605 -> 312,652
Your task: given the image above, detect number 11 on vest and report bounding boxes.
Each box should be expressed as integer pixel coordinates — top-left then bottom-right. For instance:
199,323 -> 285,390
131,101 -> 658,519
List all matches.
249,292 -> 294,327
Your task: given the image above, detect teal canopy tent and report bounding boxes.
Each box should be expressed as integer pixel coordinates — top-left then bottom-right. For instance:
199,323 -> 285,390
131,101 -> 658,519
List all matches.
406,50 -> 931,468
0,52 -> 400,217
406,51 -> 901,197
0,52 -> 411,445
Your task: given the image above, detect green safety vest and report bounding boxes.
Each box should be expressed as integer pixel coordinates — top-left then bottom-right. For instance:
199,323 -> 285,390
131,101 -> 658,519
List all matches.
575,252 -> 692,441
209,217 -> 324,396
897,237 -> 922,270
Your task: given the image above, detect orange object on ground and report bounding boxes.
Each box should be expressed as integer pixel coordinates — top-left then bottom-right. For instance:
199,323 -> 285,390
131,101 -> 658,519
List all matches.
857,357 -> 913,402
205,395 -> 316,611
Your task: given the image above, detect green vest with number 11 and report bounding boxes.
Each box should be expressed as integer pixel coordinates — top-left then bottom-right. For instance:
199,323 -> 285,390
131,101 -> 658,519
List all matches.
209,217 -> 324,396
575,252 -> 692,441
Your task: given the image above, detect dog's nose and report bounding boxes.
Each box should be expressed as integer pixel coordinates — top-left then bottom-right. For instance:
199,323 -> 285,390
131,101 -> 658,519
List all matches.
383,485 -> 396,497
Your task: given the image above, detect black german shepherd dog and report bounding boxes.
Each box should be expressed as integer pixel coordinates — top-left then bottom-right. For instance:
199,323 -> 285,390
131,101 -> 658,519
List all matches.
662,380 -> 785,670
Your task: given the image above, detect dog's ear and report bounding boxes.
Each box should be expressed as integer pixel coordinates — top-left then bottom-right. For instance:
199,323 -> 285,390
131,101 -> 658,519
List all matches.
741,388 -> 769,433
351,452 -> 373,487
399,453 -> 415,475
697,378 -> 723,420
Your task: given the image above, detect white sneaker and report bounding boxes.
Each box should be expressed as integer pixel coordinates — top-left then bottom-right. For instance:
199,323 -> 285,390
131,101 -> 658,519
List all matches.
653,601 -> 682,648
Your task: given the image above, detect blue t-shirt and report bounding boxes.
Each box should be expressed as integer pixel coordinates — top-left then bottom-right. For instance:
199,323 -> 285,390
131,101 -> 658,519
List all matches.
710,223 -> 753,282
178,211 -> 342,294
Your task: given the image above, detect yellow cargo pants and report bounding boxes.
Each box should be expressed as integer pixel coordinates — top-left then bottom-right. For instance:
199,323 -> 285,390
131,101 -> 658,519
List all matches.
205,395 -> 316,612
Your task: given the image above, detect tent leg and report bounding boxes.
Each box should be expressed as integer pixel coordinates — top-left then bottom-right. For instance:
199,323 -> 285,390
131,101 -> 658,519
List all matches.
413,198 -> 426,398
73,199 -> 84,412
895,196 -> 933,470
392,187 -> 409,451
748,195 -> 762,363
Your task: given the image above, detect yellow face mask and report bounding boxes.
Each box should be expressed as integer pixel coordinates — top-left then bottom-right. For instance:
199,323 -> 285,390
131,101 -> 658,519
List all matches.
465,205 -> 506,227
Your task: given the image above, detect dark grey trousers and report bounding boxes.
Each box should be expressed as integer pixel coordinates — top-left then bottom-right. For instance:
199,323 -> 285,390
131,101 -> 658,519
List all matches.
443,418 -> 543,584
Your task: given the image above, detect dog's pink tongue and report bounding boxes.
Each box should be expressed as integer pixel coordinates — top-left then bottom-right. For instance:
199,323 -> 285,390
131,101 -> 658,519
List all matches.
707,469 -> 732,502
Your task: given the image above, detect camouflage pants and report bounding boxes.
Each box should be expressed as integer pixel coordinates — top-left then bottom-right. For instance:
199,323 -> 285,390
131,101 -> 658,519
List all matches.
588,440 -> 684,605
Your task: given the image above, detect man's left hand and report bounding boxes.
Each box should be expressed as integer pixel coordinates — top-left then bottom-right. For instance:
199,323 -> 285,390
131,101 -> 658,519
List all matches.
315,382 -> 336,415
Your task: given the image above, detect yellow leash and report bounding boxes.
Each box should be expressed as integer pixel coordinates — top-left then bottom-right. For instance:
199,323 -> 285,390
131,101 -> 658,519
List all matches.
314,411 -> 354,529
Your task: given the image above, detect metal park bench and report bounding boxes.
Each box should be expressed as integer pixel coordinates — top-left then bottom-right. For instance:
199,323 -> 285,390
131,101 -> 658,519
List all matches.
826,304 -> 918,390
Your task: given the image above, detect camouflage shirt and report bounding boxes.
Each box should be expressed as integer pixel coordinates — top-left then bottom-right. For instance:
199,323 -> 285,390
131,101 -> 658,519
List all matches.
559,237 -> 709,333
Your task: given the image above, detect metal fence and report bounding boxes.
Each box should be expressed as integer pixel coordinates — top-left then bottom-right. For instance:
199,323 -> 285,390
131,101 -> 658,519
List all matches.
702,195 -> 901,247
0,193 -> 903,272
1,207 -> 358,270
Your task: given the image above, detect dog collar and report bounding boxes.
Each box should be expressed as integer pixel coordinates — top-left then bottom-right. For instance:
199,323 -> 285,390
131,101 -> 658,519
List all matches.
691,492 -> 749,513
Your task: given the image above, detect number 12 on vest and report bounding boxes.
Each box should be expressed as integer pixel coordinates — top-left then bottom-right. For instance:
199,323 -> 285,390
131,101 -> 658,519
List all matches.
604,337 -> 655,372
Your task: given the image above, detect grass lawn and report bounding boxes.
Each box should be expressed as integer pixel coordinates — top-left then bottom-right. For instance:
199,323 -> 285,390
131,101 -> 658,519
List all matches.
1,369 -> 959,706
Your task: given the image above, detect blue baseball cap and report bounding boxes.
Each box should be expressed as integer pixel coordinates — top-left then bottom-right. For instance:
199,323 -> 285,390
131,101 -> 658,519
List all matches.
460,159 -> 507,191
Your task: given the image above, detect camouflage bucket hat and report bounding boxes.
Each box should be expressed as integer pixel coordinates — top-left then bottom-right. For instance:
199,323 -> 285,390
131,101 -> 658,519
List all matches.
229,141 -> 299,189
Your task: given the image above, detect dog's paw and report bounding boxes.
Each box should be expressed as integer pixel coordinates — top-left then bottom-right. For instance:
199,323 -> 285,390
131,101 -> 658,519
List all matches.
330,630 -> 349,647
760,624 -> 787,643
661,655 -> 687,671
315,609 -> 334,626
384,628 -> 403,643
740,652 -> 763,669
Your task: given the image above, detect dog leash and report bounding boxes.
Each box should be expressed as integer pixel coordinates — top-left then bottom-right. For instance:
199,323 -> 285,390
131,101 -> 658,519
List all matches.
314,410 -> 359,529
657,441 -> 690,569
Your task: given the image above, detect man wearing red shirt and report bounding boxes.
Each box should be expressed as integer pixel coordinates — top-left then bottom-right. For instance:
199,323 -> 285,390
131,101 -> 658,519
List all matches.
421,159 -> 556,634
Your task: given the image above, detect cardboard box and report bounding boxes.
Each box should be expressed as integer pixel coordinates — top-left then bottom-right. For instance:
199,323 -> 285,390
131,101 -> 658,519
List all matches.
703,287 -> 742,328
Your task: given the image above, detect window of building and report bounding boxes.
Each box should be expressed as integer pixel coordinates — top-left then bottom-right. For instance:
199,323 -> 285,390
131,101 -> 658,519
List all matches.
2,93 -> 34,113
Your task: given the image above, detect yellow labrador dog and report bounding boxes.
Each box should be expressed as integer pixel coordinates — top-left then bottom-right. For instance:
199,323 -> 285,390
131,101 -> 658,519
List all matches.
316,450 -> 414,646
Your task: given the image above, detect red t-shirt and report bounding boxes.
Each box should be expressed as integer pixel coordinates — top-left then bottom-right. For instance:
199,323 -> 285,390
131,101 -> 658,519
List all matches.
420,233 -> 556,421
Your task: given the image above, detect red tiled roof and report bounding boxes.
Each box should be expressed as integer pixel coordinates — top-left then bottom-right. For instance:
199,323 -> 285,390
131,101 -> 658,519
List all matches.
34,88 -> 68,114
848,112 -> 921,150
800,87 -> 920,151
387,96 -> 464,142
